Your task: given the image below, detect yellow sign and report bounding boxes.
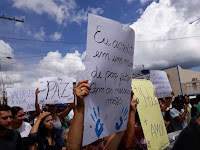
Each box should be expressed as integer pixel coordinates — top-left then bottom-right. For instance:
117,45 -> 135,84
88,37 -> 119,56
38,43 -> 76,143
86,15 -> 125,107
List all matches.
132,79 -> 169,150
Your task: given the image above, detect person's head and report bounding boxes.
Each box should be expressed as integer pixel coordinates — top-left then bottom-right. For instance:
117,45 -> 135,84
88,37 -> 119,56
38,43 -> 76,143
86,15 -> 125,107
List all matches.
11,106 -> 25,127
39,114 -> 54,130
57,104 -> 67,113
38,113 -> 55,141
196,95 -> 200,103
184,95 -> 190,104
172,97 -> 184,110
0,105 -> 12,130
47,104 -> 57,114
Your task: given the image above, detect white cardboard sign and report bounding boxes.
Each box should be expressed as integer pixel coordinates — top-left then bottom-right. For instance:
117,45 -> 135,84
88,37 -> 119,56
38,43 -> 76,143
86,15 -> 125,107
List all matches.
7,87 -> 36,112
83,14 -> 135,146
38,76 -> 74,104
150,70 -> 172,99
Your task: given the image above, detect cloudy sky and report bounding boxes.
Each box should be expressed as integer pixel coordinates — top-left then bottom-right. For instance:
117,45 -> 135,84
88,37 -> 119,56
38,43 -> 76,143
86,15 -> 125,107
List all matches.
0,0 -> 200,90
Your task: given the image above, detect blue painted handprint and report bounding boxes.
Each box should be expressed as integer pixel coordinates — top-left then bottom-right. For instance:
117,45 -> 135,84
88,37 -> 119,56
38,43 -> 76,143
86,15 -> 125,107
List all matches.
90,106 -> 104,138
115,107 -> 128,130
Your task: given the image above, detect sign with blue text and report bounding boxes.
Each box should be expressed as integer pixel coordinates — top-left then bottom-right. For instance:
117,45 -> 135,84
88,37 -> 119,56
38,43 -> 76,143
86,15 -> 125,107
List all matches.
7,87 -> 36,112
150,70 -> 172,99
37,76 -> 74,104
83,14 -> 135,146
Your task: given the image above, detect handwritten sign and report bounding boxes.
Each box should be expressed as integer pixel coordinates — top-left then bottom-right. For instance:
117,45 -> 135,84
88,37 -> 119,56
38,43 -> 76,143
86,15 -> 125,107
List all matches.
7,87 -> 36,112
83,14 -> 135,146
132,79 -> 169,150
150,70 -> 172,99
38,76 -> 74,104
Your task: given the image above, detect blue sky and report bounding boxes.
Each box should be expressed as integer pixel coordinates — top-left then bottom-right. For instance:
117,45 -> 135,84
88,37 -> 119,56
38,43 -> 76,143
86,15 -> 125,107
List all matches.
0,0 -> 200,87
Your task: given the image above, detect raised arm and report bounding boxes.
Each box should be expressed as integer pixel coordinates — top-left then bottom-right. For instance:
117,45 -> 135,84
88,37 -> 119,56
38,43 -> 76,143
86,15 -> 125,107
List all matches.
66,80 -> 91,150
103,131 -> 125,150
119,91 -> 137,149
175,105 -> 187,122
27,111 -> 39,122
160,91 -> 174,112
35,88 -> 43,113
30,112 -> 50,134
57,103 -> 75,119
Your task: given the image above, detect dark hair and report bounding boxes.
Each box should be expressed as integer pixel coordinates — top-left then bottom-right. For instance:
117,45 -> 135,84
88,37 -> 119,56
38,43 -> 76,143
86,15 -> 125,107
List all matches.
0,105 -> 11,112
11,106 -> 23,118
38,114 -> 57,146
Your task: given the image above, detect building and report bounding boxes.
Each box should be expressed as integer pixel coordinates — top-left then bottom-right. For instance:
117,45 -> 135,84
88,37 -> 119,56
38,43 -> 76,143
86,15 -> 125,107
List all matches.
133,65 -> 200,96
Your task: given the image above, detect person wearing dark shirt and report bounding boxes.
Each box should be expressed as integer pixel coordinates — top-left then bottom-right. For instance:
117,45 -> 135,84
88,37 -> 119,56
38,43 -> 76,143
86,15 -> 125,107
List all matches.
0,105 -> 22,150
29,112 -> 63,150
172,114 -> 200,150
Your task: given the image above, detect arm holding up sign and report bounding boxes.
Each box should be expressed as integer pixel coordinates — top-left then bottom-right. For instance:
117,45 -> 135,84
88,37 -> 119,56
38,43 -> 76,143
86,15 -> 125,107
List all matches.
35,88 -> 43,113
119,91 -> 137,149
67,80 -> 91,150
160,91 -> 175,112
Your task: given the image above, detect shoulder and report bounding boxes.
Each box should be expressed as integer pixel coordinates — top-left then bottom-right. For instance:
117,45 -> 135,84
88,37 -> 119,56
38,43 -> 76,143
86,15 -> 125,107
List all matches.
23,122 -> 32,128
6,129 -> 21,139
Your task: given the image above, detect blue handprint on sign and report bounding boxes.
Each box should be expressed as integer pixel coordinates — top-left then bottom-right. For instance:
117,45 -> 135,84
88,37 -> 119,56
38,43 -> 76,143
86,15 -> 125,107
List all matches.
90,106 -> 104,138
115,107 -> 128,130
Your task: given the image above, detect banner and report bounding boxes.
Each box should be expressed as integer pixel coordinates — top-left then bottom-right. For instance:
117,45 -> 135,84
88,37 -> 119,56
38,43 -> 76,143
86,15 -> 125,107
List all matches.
7,87 -> 36,112
83,14 -> 135,146
38,76 -> 74,104
150,70 -> 172,99
132,79 -> 169,150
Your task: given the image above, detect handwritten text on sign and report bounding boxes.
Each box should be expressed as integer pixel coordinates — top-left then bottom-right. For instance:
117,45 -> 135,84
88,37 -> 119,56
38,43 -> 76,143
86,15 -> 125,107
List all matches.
38,77 -> 74,104
132,79 -> 169,150
83,14 -> 135,146
150,70 -> 172,99
7,87 -> 36,112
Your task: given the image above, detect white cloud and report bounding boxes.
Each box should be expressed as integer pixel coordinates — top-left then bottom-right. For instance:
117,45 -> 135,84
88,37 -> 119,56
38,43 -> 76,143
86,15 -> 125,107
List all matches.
12,0 -> 104,25
50,32 -> 62,41
170,0 -> 200,23
70,7 -> 104,24
34,27 -> 45,40
140,0 -> 153,5
0,40 -> 13,59
37,50 -> 85,80
130,0 -> 200,72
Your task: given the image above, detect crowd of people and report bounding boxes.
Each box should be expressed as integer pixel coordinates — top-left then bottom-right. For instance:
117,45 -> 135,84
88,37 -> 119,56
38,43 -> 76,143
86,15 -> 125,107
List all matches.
0,79 -> 200,150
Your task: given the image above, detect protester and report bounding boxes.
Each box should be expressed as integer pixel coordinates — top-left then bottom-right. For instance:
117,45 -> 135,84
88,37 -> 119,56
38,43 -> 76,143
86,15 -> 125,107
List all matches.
66,80 -> 129,150
196,94 -> 200,113
159,91 -> 174,133
184,95 -> 192,124
118,91 -> 137,150
0,105 -> 22,150
172,114 -> 200,150
11,106 -> 32,150
35,89 -> 74,129
191,98 -> 198,118
170,96 -> 187,131
35,88 -> 74,146
29,112 -> 65,150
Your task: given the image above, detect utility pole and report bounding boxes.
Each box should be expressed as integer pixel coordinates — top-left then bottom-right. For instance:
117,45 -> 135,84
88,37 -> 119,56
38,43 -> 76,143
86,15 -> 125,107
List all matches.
0,15 -> 24,22
0,14 -> 19,104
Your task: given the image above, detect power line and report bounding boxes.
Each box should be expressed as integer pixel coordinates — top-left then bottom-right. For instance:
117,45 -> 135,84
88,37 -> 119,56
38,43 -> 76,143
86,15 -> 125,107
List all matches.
1,35 -> 200,44
136,35 -> 200,42
1,36 -> 86,44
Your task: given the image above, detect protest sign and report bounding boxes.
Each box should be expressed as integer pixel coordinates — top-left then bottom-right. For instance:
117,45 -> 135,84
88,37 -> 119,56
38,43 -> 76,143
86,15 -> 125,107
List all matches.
83,14 -> 135,146
37,76 -> 74,104
132,79 -> 169,150
150,70 -> 172,99
7,87 -> 36,112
